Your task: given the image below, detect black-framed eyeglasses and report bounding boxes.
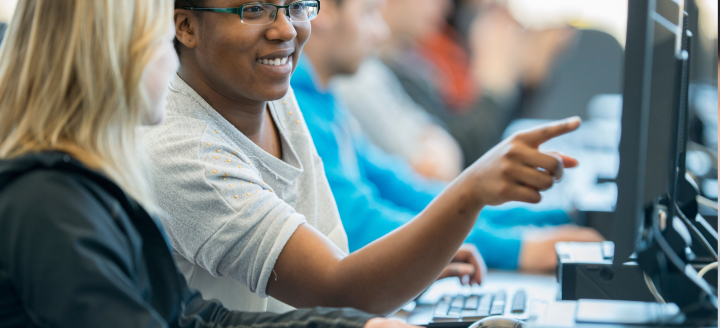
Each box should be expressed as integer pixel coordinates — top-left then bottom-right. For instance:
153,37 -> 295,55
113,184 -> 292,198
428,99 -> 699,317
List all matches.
183,0 -> 320,26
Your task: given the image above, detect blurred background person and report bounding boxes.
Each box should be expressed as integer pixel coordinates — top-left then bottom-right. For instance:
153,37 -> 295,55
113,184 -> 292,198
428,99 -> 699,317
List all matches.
334,56 -> 464,182
332,0 -> 463,182
333,0 -> 580,228
293,0 -> 604,272
376,0 -> 574,169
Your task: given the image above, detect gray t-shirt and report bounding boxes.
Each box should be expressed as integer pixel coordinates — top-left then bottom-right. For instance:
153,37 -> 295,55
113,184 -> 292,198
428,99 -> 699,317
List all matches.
138,75 -> 348,313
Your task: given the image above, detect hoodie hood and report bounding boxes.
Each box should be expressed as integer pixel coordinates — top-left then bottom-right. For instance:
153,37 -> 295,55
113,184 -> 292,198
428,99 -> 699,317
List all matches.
0,151 -> 110,194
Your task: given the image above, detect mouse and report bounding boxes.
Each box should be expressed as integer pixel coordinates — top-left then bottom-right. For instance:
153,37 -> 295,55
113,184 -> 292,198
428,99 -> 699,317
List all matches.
468,316 -> 526,328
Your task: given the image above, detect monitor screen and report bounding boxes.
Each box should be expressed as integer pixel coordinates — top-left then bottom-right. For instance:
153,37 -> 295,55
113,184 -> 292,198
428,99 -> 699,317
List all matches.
612,0 -> 685,264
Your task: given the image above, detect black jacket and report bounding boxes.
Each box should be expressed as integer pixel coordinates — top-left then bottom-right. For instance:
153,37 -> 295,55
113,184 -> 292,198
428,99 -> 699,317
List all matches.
0,151 -> 375,328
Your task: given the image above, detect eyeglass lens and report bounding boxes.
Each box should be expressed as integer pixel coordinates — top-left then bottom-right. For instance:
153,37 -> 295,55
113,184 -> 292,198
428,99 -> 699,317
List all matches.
242,1 -> 319,25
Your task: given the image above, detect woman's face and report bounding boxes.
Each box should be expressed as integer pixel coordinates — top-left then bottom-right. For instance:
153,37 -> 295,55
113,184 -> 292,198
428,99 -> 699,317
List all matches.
144,25 -> 180,125
184,0 -> 311,103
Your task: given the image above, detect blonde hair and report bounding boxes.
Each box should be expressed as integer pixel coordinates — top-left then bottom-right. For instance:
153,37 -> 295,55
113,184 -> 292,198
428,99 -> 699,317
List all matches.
0,0 -> 173,207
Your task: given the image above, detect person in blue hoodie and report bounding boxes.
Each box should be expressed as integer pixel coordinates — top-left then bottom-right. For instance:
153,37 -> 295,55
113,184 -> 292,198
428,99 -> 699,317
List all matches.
292,0 -> 604,271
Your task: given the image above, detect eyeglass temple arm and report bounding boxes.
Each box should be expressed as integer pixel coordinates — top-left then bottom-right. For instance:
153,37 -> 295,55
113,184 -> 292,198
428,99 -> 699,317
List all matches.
181,7 -> 239,15
183,2 -> 319,18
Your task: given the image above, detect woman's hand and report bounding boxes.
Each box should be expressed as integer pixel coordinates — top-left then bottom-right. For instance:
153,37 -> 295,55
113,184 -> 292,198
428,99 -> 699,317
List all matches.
364,318 -> 422,328
437,244 -> 487,285
464,117 -> 582,207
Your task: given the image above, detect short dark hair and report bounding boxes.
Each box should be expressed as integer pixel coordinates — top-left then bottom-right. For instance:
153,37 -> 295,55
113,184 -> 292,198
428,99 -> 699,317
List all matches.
173,0 -> 206,55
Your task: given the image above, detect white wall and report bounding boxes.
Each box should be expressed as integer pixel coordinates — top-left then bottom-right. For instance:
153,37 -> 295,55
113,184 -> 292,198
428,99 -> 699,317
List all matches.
0,0 -> 18,23
507,0 -> 717,47
697,0 -> 717,39
506,0 -> 629,46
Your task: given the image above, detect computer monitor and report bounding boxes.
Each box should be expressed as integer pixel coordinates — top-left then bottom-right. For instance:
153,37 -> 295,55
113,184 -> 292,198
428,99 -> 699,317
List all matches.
611,0 -> 717,315
612,0 -> 687,265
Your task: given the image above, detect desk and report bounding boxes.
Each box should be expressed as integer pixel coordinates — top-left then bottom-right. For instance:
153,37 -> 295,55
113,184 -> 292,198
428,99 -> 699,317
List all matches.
393,270 -> 711,328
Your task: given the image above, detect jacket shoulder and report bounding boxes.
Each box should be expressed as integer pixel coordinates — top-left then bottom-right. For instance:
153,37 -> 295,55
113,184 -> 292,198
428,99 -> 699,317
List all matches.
0,168 -> 116,227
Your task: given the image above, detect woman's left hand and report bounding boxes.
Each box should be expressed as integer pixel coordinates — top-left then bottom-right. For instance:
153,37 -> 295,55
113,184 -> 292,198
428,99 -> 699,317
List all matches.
437,244 -> 487,285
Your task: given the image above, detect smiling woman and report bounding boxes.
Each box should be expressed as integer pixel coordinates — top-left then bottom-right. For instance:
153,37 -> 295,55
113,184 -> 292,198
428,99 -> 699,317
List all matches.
138,0 -> 584,317
139,0 -> 323,313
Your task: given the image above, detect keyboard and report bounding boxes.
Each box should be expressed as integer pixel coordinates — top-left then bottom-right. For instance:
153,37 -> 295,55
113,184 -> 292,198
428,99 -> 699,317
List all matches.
431,290 -> 527,323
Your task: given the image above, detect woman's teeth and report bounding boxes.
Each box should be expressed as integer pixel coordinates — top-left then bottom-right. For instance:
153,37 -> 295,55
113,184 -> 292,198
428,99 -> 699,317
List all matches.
257,57 -> 289,66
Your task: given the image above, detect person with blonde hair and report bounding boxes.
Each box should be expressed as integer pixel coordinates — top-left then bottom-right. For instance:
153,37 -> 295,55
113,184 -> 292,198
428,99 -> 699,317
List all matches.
0,1 -> 409,327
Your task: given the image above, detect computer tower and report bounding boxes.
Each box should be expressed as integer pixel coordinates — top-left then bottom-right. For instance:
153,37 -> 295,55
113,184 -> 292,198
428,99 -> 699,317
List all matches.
555,242 -> 655,302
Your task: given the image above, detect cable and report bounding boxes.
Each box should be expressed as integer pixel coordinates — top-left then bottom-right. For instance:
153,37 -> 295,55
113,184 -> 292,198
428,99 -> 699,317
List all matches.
675,203 -> 719,262
697,262 -> 718,279
696,196 -> 718,211
652,216 -> 719,300
643,272 -> 667,304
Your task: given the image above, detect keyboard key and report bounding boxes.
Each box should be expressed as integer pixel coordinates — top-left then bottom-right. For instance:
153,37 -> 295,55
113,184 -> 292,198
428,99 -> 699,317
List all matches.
436,297 -> 451,306
490,304 -> 504,316
461,313 -> 490,322
462,310 -> 478,317
433,314 -> 461,323
490,292 -> 506,316
451,297 -> 465,310
464,295 -> 480,310
512,291 -> 526,314
434,305 -> 449,316
478,294 -> 493,309
438,296 -> 452,305
434,296 -> 451,316
475,306 -> 490,317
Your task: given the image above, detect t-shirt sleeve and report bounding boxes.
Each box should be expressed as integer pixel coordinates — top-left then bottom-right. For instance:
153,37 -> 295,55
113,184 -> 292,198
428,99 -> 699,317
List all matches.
139,117 -> 306,298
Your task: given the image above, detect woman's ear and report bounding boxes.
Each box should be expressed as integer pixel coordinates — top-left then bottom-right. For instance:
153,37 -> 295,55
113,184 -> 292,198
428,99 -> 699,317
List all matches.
174,9 -> 198,49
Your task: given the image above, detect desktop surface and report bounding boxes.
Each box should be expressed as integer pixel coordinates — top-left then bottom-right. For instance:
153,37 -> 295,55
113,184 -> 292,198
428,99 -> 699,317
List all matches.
396,270 -> 716,328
